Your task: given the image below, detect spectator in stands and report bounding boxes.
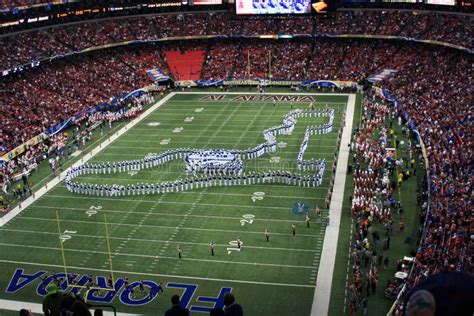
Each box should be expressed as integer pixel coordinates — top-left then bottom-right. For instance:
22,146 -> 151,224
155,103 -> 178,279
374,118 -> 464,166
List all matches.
42,284 -> 63,316
223,293 -> 243,316
165,294 -> 189,316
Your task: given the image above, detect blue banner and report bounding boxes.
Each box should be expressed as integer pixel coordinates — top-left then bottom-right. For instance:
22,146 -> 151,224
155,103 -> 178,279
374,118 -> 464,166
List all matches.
146,68 -> 170,82
382,89 -> 396,102
181,79 -> 345,88
367,69 -> 398,83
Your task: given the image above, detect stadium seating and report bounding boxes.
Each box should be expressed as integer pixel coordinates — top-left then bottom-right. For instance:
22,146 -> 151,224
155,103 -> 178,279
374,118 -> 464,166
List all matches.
0,12 -> 471,314
0,0 -> 49,9
1,11 -> 472,74
165,49 -> 206,81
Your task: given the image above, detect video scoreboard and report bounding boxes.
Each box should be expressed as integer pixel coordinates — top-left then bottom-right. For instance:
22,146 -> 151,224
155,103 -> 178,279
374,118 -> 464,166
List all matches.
236,0 -> 312,14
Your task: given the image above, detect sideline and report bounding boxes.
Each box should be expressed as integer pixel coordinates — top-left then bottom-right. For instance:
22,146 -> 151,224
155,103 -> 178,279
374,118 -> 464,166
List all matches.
311,93 -> 356,315
0,92 -> 176,228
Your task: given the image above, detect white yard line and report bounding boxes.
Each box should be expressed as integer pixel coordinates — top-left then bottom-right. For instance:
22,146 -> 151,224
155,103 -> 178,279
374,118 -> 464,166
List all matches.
58,175 -> 333,181
110,136 -> 338,140
110,141 -> 337,147
0,242 -> 317,269
38,195 -> 327,208
0,93 -> 176,228
0,259 -> 315,288
33,189 -> 320,200
11,216 -> 321,237
96,147 -> 336,153
0,229 -> 320,254
311,93 -> 356,316
122,128 -> 341,133
26,205 -> 322,222
1,228 -> 322,253
0,299 -> 139,316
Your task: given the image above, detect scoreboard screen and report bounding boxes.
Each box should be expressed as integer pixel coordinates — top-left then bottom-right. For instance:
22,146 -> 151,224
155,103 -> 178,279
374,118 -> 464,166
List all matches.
236,0 -> 312,14
425,0 -> 456,4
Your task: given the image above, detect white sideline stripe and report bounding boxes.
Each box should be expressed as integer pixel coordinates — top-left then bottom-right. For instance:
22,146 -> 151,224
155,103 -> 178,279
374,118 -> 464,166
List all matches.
0,259 -> 315,288
311,94 -> 356,316
11,216 -> 321,237
0,299 -> 139,316
0,242 -> 317,269
0,92 -> 176,228
0,229 -> 321,253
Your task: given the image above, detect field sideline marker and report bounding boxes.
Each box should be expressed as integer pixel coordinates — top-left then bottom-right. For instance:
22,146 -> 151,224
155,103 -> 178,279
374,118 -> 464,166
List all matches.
311,93 -> 356,315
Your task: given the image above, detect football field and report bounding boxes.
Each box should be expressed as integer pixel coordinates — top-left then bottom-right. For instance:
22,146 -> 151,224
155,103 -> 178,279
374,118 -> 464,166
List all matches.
0,92 -> 355,315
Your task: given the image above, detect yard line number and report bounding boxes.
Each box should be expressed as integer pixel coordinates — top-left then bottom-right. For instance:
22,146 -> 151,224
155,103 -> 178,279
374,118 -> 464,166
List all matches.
251,191 -> 265,202
59,230 -> 77,243
240,214 -> 255,226
85,205 -> 102,217
227,240 -> 244,255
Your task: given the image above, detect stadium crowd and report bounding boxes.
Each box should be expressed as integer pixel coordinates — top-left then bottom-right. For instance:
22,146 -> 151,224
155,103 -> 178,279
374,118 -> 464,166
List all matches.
0,0 -> 49,9
382,44 -> 473,315
1,10 -> 472,72
0,44 -> 167,152
347,95 -> 413,315
0,9 -> 471,314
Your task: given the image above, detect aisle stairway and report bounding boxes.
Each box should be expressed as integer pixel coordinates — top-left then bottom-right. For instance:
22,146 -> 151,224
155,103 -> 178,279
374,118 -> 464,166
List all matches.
165,50 -> 205,81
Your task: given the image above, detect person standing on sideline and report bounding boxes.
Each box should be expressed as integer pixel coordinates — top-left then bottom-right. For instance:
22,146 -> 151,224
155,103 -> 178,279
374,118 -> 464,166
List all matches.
177,245 -> 182,259
236,237 -> 241,249
210,241 -> 215,256
383,256 -> 389,269
265,228 -> 270,242
305,213 -> 311,228
362,297 -> 368,315
157,281 -> 164,294
165,295 -> 189,316
314,206 -> 320,222
292,223 -> 296,236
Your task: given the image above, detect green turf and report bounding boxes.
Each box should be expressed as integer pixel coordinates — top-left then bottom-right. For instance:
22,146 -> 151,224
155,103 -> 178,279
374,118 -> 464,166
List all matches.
0,92 -> 352,315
